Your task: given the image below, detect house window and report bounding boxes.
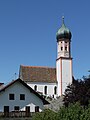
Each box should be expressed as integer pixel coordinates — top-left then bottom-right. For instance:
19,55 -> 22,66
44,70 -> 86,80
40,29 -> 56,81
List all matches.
9,94 -> 14,100
14,106 -> 19,111
34,85 -> 37,91
44,86 -> 47,95
54,86 -> 57,95
35,106 -> 39,112
20,94 -> 25,100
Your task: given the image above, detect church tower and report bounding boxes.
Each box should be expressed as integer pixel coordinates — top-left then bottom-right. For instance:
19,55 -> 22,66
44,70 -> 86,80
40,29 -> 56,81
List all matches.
56,17 -> 73,96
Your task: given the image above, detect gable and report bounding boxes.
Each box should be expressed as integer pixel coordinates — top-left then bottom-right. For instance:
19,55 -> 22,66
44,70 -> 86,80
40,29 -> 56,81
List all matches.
0,78 -> 49,105
19,65 -> 57,83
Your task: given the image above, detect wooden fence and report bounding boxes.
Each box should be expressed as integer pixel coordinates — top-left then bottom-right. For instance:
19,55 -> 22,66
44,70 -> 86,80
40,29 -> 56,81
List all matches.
0,111 -> 35,118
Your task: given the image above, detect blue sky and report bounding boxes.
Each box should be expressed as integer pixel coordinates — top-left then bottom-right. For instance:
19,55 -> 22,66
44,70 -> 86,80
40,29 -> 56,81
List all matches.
0,0 -> 90,83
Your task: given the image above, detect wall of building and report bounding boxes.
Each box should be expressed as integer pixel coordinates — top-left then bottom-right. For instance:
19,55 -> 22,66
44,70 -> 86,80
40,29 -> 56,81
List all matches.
27,82 -> 58,98
56,59 -> 62,96
62,59 -> 72,94
56,58 -> 72,96
0,81 -> 44,112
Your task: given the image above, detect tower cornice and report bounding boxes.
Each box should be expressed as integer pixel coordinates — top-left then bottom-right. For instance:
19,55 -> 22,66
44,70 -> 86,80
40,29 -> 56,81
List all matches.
56,57 -> 73,61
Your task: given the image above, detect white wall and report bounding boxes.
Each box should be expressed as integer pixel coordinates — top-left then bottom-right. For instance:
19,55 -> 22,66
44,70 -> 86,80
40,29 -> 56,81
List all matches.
56,59 -> 62,96
56,58 -> 72,96
0,81 -> 44,112
27,82 -> 58,98
62,59 -> 72,94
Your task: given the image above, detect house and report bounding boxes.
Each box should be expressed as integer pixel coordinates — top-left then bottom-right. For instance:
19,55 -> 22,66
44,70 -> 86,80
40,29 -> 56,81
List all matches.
19,17 -> 73,97
0,78 -> 49,113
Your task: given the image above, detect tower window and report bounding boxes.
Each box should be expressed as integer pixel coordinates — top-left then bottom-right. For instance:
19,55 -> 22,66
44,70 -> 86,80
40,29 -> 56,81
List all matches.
54,86 -> 57,95
34,85 -> 37,91
61,47 -> 63,51
44,86 -> 47,95
65,46 -> 67,51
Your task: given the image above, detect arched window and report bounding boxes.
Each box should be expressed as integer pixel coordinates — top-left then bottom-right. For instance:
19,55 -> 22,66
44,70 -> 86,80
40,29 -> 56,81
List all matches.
44,86 -> 47,95
54,86 -> 57,95
34,85 -> 37,91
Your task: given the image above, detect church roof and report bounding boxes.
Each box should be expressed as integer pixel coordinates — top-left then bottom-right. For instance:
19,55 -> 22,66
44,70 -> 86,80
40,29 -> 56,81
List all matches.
19,65 -> 57,83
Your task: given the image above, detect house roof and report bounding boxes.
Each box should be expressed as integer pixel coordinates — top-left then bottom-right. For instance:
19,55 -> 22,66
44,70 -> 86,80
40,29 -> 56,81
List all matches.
19,65 -> 57,83
0,78 -> 49,105
0,83 -> 4,86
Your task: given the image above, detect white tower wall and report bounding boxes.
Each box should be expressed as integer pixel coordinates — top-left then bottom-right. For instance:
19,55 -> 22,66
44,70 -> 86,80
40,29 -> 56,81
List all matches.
62,58 -> 72,94
56,59 -> 62,96
56,58 -> 73,96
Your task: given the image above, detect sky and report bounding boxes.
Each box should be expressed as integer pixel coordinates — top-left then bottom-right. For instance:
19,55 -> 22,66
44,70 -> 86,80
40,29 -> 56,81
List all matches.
0,0 -> 90,83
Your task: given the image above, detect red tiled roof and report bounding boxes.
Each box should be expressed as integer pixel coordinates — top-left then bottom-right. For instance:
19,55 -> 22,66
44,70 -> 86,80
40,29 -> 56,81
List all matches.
19,65 -> 57,83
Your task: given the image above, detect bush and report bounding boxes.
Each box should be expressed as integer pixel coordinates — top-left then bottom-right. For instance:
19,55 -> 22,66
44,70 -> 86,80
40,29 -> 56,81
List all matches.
32,103 -> 90,120
57,102 -> 83,120
32,109 -> 57,120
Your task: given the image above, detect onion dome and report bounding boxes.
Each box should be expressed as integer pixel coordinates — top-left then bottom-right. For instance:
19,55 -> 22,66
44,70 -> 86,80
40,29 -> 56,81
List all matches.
56,16 -> 72,41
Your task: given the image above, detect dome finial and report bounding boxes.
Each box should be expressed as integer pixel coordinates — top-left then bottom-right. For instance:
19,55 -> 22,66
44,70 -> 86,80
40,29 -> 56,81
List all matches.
62,16 -> 65,24
56,16 -> 72,40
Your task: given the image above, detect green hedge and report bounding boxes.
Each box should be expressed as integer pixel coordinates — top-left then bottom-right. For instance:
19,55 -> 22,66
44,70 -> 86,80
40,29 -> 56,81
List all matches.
32,103 -> 90,120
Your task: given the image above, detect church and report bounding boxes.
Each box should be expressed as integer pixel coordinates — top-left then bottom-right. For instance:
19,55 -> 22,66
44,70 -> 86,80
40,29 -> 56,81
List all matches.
19,17 -> 73,98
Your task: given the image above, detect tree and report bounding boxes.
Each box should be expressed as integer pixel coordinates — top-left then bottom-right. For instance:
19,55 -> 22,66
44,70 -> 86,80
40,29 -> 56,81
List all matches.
63,76 -> 90,107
